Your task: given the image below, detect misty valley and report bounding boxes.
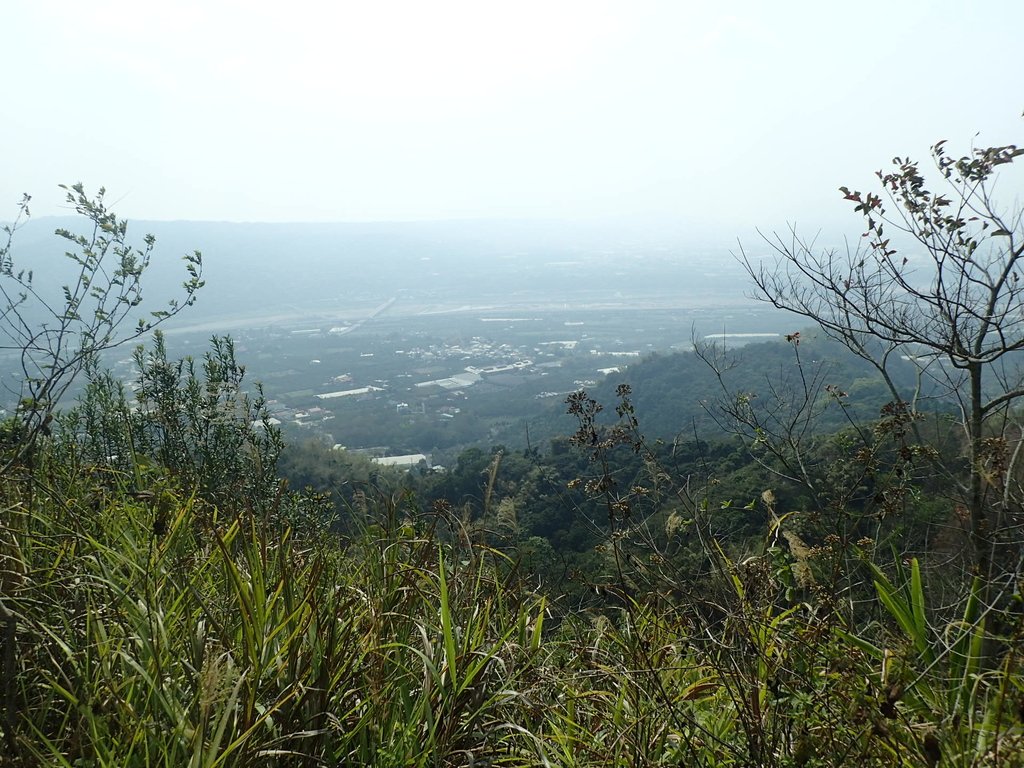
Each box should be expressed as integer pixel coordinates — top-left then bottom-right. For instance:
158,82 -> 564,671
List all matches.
165,288 -> 793,467
0,218 -> 794,463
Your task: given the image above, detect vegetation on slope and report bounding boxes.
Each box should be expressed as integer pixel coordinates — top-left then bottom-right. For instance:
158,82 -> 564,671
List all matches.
4,130 -> 1024,765
5,377 -> 1022,766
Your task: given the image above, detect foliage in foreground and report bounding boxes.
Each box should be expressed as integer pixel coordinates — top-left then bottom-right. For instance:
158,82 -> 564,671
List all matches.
3,408 -> 1024,767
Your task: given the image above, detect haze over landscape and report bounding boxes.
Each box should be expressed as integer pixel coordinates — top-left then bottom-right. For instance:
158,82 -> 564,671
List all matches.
5,1 -> 1023,232
4,0 -> 1024,462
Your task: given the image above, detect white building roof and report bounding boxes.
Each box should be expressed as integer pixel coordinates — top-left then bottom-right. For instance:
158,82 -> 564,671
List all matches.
372,453 -> 428,468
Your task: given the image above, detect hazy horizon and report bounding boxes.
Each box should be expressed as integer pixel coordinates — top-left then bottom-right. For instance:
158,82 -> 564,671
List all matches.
5,1 -> 1023,236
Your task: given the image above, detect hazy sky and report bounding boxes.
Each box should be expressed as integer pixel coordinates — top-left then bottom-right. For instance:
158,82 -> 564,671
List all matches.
3,1 -> 1022,234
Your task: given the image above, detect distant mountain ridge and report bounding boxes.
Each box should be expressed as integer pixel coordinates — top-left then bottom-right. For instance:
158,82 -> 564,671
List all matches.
10,216 -> 750,328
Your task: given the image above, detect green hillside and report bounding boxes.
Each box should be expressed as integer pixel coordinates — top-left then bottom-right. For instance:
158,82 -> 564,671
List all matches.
3,162 -> 1024,766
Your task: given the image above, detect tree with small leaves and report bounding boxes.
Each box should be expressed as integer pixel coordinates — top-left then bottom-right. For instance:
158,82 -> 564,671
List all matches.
741,131 -> 1024,586
0,184 -> 203,470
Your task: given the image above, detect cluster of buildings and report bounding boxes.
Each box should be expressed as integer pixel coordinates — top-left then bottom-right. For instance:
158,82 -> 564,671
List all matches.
234,325 -> 643,469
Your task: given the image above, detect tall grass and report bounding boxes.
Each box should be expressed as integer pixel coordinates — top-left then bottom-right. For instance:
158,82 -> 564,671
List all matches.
3,452 -> 1023,766
2,467 -> 550,766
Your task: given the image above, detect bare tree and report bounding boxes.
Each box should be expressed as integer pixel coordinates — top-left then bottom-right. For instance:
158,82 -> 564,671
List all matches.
0,184 -> 203,470
741,134 -> 1024,584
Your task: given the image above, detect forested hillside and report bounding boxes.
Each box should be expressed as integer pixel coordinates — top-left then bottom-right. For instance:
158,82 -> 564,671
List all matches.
3,140 -> 1024,767
509,329 -> 931,452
